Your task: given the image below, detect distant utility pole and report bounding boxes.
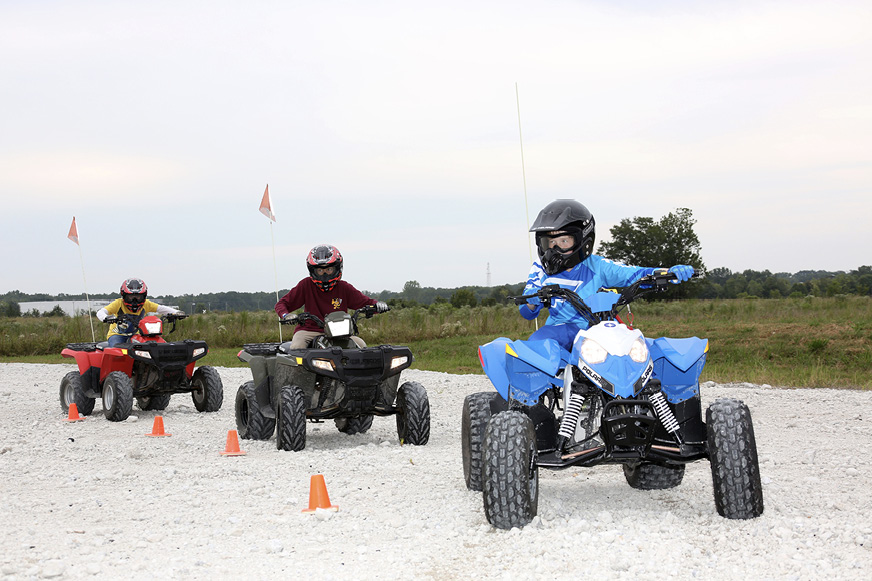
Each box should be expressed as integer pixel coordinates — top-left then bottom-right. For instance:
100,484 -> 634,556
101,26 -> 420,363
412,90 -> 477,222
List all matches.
486,263 -> 492,287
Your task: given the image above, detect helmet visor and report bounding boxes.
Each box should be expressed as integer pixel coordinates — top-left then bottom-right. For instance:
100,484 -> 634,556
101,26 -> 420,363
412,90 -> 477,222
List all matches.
537,231 -> 577,254
313,266 -> 336,277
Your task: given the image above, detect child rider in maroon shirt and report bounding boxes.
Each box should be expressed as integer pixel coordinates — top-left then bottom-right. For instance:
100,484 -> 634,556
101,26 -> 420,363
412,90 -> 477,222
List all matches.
274,244 -> 389,349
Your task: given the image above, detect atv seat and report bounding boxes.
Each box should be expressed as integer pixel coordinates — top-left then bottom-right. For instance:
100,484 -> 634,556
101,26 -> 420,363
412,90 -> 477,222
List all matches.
96,341 -> 110,350
278,341 -> 294,354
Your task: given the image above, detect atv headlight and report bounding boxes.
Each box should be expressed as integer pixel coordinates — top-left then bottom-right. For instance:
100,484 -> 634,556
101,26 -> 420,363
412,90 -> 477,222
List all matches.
326,319 -> 352,337
142,321 -> 162,335
629,337 -> 648,363
192,347 -> 206,358
580,338 -> 608,365
390,355 -> 409,369
312,358 -> 335,372
135,349 -> 152,359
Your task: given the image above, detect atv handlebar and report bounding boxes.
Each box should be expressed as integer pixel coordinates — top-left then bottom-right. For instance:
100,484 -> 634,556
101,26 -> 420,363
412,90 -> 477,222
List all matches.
280,304 -> 384,327
509,271 -> 699,325
104,312 -> 187,324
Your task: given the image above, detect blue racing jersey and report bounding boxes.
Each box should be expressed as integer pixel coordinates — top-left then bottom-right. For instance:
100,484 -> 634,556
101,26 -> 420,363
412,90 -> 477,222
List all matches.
520,254 -> 655,328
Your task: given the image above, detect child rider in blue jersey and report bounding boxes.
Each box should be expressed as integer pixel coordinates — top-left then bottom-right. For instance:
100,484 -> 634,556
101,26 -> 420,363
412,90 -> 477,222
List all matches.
521,199 -> 695,351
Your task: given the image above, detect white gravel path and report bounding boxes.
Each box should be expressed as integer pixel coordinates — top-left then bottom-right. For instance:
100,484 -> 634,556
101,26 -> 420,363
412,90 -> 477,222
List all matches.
0,363 -> 870,580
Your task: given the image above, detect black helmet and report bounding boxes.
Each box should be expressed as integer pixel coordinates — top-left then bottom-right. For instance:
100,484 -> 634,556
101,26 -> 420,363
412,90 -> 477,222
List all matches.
120,277 -> 148,311
306,245 -> 343,292
530,199 -> 595,275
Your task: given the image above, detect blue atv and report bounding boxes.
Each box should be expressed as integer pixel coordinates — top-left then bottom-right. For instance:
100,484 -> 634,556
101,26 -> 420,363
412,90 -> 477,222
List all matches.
462,271 -> 764,529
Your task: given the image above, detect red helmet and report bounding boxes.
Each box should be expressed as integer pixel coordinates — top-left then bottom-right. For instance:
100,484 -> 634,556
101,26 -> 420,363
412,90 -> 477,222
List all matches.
306,245 -> 343,292
121,278 -> 148,311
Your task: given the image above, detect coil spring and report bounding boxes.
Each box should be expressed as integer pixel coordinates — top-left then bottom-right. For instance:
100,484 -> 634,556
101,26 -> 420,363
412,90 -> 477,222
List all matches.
649,391 -> 680,433
558,393 -> 585,439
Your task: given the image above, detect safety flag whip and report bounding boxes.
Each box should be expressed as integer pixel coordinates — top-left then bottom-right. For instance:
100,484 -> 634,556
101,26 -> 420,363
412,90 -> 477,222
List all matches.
67,217 -> 96,341
516,83 -> 538,330
259,185 -> 282,341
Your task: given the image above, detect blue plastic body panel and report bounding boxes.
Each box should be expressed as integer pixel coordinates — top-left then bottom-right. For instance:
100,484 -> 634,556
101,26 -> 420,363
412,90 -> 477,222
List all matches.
479,337 -> 569,405
646,336 -> 708,403
585,292 -> 620,314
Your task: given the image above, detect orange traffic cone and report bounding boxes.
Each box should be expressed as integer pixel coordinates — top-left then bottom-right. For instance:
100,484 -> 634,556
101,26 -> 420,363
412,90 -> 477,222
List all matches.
64,403 -> 85,422
146,416 -> 171,437
302,474 -> 338,513
220,430 -> 246,456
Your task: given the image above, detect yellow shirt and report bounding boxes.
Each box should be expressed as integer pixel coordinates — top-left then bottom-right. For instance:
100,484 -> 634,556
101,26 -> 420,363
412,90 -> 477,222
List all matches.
102,298 -> 165,338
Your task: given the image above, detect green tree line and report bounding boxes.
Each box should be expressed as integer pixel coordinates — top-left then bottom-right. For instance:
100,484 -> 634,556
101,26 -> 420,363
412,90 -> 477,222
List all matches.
3,265 -> 870,318
3,207 -> 870,316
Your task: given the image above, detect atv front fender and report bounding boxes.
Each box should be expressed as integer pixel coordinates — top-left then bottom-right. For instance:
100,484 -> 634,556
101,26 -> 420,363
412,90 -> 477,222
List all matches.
479,338 -> 567,405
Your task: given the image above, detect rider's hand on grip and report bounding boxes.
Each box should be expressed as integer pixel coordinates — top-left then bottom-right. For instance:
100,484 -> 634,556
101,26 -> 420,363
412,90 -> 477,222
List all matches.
376,301 -> 390,313
104,315 -> 118,324
668,265 -> 694,284
282,313 -> 299,324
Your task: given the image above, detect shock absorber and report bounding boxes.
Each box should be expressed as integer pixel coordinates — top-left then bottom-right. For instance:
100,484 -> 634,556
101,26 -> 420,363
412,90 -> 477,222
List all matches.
556,392 -> 585,453
649,391 -> 683,444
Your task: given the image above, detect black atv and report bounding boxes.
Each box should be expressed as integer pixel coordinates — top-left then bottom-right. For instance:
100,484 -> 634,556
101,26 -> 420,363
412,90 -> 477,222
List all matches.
234,304 -> 430,451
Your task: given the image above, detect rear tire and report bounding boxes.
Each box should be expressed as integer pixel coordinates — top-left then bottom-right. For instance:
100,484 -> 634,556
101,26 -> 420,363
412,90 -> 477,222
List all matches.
276,385 -> 306,452
335,415 -> 374,435
707,398 -> 764,519
462,392 -> 497,491
396,381 -> 430,445
235,381 -> 275,440
623,462 -> 685,489
102,371 -> 133,422
136,394 -> 171,411
482,411 -> 539,530
192,366 -> 223,412
59,371 -> 96,416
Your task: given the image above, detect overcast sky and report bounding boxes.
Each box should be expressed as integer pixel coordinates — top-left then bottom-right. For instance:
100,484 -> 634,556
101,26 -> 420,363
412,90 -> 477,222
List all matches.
2,0 -> 870,297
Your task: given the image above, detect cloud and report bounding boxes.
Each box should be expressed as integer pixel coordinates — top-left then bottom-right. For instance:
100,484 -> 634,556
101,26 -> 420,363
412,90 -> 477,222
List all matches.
0,150 -> 189,205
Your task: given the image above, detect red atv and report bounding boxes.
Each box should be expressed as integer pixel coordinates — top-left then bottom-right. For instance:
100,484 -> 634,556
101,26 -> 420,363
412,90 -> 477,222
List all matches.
59,312 -> 223,421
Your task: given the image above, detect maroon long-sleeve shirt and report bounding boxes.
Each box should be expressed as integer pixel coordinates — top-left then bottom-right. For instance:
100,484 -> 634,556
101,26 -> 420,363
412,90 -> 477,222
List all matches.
275,278 -> 376,333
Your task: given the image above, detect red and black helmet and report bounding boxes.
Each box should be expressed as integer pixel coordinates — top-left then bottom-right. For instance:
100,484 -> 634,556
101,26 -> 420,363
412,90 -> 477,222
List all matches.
120,277 -> 148,311
306,245 -> 343,292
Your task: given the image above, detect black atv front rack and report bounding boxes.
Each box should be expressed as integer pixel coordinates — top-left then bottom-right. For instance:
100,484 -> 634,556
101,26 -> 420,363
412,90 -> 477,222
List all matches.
242,342 -> 282,356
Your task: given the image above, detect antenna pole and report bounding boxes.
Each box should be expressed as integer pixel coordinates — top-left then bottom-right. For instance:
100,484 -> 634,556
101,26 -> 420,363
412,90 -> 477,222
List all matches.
515,83 -> 538,330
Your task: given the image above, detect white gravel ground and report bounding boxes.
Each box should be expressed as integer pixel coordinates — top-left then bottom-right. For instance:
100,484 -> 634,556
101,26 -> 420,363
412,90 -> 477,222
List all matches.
1,363 -> 870,580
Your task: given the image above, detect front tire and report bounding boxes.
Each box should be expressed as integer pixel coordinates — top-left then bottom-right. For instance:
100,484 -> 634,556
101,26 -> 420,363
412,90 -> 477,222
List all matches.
623,462 -> 685,489
235,381 -> 275,440
192,366 -> 223,412
707,398 -> 764,519
396,381 -> 430,446
102,371 -> 133,422
59,371 -> 96,416
482,411 -> 539,530
276,385 -> 306,452
462,392 -> 497,491
335,415 -> 374,435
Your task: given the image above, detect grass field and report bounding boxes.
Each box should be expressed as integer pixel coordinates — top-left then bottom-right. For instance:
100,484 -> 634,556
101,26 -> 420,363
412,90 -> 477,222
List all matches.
3,296 -> 870,388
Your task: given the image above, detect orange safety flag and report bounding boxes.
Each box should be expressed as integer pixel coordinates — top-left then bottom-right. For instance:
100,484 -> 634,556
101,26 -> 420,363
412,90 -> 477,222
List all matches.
67,217 -> 79,245
259,184 -> 276,222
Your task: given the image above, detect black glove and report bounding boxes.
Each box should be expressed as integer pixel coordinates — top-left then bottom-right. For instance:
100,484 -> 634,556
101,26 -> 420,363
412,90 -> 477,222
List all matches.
104,315 -> 118,324
376,301 -> 390,313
